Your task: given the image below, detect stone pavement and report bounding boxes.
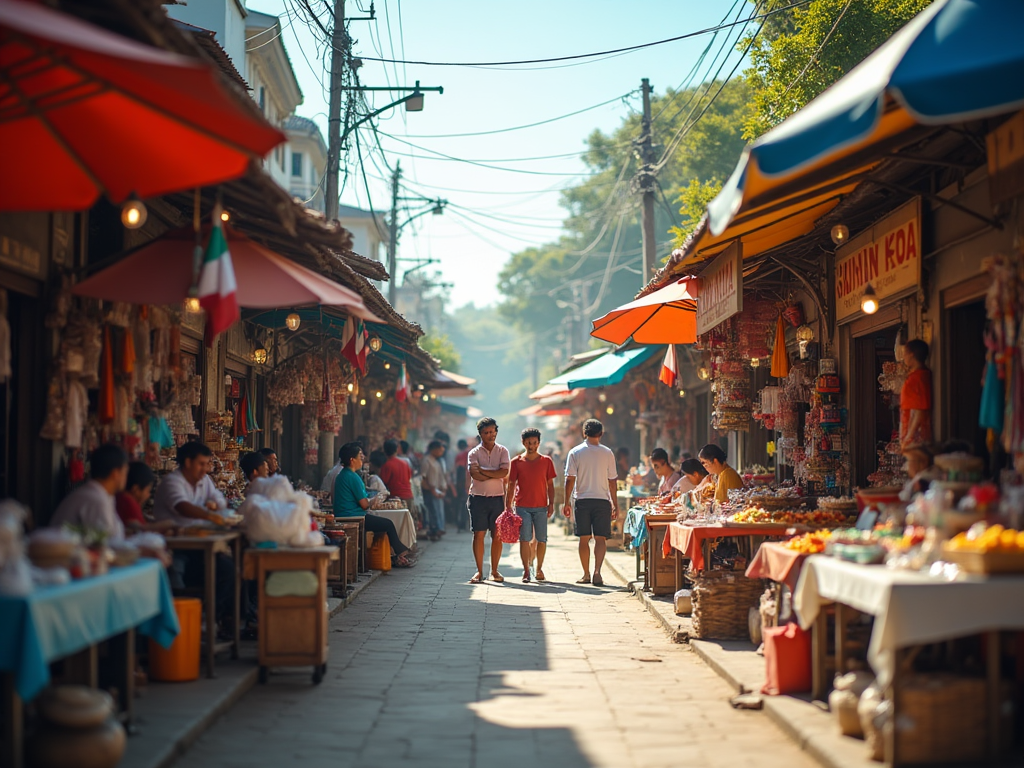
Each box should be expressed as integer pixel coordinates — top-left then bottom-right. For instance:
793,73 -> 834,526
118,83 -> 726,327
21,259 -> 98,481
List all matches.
175,526 -> 819,768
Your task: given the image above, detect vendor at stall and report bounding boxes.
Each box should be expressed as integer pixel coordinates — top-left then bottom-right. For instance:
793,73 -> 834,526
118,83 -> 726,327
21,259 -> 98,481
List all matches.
153,442 -> 238,631
899,443 -> 942,501
670,458 -> 712,497
698,443 -> 744,504
50,444 -> 128,540
258,447 -> 280,477
334,442 -> 413,567
240,451 -> 270,486
115,462 -> 178,534
649,448 -> 682,496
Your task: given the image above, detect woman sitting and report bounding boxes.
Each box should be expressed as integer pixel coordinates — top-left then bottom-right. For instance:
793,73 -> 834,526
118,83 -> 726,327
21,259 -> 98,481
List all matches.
334,442 -> 414,567
670,458 -> 711,497
698,443 -> 744,504
649,448 -> 682,497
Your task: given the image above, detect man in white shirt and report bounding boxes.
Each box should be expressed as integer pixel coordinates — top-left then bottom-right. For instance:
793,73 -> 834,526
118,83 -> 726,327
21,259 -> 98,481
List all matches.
51,444 -> 129,540
153,441 -> 237,630
563,419 -> 619,586
467,417 -> 510,584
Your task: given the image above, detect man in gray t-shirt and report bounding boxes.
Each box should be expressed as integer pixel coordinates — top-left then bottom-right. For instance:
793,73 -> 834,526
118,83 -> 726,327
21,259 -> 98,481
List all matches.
563,419 -> 619,587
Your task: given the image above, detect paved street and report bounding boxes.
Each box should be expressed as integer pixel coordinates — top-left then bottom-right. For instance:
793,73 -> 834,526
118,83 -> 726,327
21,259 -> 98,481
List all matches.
177,528 -> 816,768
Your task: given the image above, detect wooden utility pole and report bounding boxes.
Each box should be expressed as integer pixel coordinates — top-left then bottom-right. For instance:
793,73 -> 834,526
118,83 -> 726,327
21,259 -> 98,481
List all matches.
639,77 -> 656,286
324,0 -> 347,222
387,162 -> 402,305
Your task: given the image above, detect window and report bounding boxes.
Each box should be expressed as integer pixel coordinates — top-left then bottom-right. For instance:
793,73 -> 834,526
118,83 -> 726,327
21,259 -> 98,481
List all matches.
258,86 -> 265,113
291,152 -> 303,178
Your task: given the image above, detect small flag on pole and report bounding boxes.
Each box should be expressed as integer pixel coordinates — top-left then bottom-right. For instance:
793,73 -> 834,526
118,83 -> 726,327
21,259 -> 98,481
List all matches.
198,206 -> 240,344
341,315 -> 367,375
659,344 -> 678,387
395,363 -> 409,402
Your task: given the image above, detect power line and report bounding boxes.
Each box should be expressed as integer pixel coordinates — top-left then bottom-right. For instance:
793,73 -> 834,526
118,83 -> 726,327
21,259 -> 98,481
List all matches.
396,93 -> 636,138
353,0 -> 813,67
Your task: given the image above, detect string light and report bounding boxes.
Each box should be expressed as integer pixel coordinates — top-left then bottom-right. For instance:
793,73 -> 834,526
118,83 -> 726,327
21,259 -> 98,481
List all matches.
605,405 -> 614,415
830,224 -> 849,245
220,209 -> 230,222
375,391 -> 384,399
359,398 -> 367,406
121,195 -> 147,229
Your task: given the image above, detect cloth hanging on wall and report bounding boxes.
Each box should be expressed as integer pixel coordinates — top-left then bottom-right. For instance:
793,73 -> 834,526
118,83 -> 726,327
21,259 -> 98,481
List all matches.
771,315 -> 791,379
98,325 -> 115,424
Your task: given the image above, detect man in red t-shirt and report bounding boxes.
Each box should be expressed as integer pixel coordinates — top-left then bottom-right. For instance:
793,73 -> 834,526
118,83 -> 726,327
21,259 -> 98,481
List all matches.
505,428 -> 556,583
900,338 -> 933,448
378,438 -> 414,510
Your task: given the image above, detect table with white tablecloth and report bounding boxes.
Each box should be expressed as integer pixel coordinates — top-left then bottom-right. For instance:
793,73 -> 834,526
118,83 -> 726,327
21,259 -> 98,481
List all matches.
367,508 -> 417,549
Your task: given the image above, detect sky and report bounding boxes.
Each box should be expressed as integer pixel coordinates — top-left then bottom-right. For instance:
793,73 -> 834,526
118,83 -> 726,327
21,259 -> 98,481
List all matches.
250,0 -> 750,309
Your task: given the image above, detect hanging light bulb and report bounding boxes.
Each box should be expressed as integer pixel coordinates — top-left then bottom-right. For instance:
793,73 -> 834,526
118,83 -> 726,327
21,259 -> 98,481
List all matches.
220,209 -> 230,222
359,398 -> 367,406
697,365 -> 710,381
422,394 -> 430,402
861,284 -> 879,315
285,313 -> 301,331
598,393 -> 607,403
830,224 -> 850,246
347,382 -> 355,393
796,325 -> 815,343
368,335 -> 383,353
252,346 -> 268,365
121,195 -> 147,229
384,362 -> 391,370
605,405 -> 615,415
678,389 -> 686,398
375,390 -> 383,399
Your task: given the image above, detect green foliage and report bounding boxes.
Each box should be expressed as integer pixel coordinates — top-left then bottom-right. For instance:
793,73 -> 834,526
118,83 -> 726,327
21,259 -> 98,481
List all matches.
419,333 -> 461,373
742,0 -> 935,140
670,178 -> 723,247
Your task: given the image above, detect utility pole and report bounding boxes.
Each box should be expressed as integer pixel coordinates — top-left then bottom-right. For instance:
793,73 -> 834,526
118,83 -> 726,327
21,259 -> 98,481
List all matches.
387,161 -> 402,306
324,0 -> 347,223
639,77 -> 656,286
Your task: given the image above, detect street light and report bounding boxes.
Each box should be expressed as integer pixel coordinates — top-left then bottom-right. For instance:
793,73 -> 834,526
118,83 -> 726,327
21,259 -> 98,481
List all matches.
388,195 -> 447,304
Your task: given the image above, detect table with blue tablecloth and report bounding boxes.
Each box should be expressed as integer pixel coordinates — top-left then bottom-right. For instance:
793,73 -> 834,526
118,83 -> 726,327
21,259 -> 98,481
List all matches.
0,559 -> 179,768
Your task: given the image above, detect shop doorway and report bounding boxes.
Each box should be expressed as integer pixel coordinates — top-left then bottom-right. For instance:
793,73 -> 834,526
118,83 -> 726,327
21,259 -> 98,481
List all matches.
852,327 -> 900,487
945,299 -> 992,471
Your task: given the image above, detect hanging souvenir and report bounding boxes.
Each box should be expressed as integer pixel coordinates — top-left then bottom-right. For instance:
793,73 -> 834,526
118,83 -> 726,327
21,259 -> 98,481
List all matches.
98,326 -> 115,424
770,314 -> 791,379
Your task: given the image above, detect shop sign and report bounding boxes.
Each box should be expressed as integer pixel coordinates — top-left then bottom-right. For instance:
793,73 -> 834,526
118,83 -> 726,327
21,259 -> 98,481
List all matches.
834,198 -> 921,322
987,109 -> 1024,206
0,212 -> 48,280
695,240 -> 742,335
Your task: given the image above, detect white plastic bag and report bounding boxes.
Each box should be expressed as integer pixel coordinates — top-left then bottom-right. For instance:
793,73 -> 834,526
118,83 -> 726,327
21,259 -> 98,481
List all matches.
240,476 -> 317,547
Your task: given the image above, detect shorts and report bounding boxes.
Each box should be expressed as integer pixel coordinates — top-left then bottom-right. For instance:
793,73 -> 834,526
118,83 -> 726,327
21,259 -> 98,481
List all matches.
469,495 -> 504,533
516,506 -> 548,543
573,498 -> 612,538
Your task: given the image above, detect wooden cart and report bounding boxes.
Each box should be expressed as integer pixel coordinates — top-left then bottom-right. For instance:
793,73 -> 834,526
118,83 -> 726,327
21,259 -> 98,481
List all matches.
243,546 -> 339,685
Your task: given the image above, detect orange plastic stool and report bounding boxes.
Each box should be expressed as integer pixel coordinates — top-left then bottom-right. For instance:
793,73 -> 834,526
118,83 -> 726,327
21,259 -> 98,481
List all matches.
367,534 -> 392,571
149,597 -> 201,682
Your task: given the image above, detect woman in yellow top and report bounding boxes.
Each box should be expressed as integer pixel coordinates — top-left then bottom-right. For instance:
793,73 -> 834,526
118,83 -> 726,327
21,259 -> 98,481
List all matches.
698,443 -> 744,504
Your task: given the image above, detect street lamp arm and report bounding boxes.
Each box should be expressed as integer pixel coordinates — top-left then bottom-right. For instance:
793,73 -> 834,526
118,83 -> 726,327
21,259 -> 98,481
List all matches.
398,205 -> 443,231
341,94 -> 417,147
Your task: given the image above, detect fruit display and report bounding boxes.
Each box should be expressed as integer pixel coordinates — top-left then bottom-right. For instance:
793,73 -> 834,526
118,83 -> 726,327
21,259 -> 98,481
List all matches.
784,530 -> 832,554
946,524 -> 1024,553
730,507 -> 850,527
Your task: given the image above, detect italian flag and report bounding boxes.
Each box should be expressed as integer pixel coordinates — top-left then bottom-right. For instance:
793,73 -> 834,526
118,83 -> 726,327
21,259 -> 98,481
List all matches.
659,344 -> 678,387
341,315 -> 367,375
395,362 -> 409,402
199,206 -> 240,343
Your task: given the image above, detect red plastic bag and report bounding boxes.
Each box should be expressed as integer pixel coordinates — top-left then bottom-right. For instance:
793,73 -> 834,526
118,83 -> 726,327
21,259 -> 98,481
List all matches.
762,622 -> 811,695
495,509 -> 522,544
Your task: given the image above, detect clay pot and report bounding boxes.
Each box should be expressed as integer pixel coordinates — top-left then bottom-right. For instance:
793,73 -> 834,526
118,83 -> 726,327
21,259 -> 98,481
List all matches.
27,686 -> 125,768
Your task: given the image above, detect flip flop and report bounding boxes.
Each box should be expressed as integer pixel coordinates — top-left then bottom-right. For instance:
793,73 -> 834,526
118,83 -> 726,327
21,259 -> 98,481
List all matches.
576,576 -> 591,584
491,573 -> 505,583
522,574 -> 531,583
469,574 -> 484,584
536,571 -> 546,581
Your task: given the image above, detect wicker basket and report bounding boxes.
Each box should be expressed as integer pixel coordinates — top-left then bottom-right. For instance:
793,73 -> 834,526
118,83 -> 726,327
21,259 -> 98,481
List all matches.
748,494 -> 806,511
691,571 -> 765,640
941,545 -> 1024,574
894,674 -> 987,765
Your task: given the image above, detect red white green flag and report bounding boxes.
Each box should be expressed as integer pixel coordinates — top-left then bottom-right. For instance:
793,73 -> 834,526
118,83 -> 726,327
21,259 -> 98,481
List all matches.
395,362 -> 409,402
199,206 -> 240,343
659,344 -> 678,387
341,315 -> 367,375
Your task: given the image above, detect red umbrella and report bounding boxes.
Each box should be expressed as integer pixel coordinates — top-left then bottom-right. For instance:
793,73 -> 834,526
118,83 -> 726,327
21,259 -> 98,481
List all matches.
590,277 -> 698,345
0,0 -> 285,210
72,224 -> 383,321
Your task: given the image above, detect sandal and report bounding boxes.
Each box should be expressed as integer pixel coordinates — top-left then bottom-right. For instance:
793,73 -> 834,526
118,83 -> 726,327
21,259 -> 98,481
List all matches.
522,574 -> 531,583
469,573 -> 484,584
393,555 -> 415,568
490,572 -> 505,583
575,576 -> 591,584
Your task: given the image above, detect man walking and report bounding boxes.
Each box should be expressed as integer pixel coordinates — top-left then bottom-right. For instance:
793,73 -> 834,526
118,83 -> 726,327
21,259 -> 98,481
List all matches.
505,428 -> 556,583
420,440 -> 448,541
378,438 -> 415,515
563,419 -> 619,586
467,417 -> 510,583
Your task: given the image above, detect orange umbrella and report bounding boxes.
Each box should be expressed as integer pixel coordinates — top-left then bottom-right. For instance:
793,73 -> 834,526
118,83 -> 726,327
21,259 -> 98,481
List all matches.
590,277 -> 697,345
72,224 -> 383,321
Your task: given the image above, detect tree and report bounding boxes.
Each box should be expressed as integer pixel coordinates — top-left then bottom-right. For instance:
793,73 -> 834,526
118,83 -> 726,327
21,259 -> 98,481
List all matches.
670,178 -> 722,246
742,0 -> 935,140
419,333 -> 461,373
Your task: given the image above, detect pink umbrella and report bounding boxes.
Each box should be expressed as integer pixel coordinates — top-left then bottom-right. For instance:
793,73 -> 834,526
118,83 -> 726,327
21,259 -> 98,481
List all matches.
73,224 -> 382,321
